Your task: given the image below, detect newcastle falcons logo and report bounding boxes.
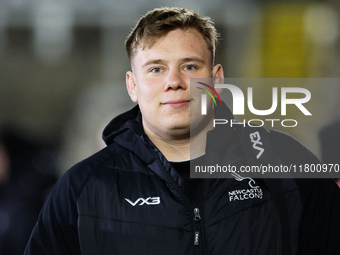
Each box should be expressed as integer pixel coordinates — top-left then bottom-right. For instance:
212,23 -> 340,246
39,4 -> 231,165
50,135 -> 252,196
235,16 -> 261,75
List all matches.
229,173 -> 263,202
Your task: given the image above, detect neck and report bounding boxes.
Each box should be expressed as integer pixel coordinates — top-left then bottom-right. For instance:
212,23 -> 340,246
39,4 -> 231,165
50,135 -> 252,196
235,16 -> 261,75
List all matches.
147,135 -> 191,161
144,119 -> 214,162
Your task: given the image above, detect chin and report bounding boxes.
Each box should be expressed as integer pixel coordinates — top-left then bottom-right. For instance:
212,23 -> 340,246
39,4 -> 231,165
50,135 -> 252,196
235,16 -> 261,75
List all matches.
166,123 -> 190,135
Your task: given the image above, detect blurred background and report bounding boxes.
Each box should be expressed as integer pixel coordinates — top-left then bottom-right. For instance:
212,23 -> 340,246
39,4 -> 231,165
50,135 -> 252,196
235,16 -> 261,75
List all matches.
1,0 -> 340,253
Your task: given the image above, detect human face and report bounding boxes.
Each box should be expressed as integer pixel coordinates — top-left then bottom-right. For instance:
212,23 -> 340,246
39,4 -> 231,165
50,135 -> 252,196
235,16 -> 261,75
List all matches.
126,28 -> 223,141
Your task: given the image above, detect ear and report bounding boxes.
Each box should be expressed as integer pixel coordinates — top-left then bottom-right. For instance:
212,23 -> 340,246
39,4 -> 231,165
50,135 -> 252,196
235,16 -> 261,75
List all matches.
212,64 -> 224,94
126,71 -> 138,103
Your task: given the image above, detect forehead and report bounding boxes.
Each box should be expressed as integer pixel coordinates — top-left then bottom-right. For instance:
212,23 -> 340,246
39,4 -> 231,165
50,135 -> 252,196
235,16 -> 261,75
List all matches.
131,28 -> 211,67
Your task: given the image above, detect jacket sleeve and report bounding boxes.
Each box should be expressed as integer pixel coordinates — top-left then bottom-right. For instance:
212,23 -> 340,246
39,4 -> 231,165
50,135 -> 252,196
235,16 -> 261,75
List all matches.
295,178 -> 340,255
271,130 -> 340,254
24,167 -> 83,255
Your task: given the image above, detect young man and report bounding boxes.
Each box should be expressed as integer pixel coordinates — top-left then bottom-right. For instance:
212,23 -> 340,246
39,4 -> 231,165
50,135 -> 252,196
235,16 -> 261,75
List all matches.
25,7 -> 340,255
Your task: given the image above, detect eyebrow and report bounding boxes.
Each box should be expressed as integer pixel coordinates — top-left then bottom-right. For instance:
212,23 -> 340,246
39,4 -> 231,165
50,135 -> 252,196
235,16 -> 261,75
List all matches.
180,57 -> 205,65
141,57 -> 206,68
141,59 -> 165,68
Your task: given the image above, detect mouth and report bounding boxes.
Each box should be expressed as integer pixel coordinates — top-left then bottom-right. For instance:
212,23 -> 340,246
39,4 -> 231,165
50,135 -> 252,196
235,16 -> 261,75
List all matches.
162,99 -> 192,108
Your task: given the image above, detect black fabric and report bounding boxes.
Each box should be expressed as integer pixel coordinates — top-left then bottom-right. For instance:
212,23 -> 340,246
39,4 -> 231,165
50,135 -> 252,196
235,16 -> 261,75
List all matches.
319,120 -> 340,165
263,179 -> 292,255
169,155 -> 205,206
24,104 -> 340,255
233,122 -> 293,255
273,130 -> 340,254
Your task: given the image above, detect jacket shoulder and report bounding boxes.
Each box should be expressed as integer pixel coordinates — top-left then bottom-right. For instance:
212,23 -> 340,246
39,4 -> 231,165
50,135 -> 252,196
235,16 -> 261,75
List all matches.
269,130 -> 320,165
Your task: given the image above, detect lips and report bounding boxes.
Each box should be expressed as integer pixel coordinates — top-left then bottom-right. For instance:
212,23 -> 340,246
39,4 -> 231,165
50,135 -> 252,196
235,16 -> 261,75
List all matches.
162,99 -> 192,108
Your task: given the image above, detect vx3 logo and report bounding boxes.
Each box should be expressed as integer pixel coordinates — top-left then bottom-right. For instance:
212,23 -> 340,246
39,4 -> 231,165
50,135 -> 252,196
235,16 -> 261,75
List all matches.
125,197 -> 161,206
249,131 -> 264,159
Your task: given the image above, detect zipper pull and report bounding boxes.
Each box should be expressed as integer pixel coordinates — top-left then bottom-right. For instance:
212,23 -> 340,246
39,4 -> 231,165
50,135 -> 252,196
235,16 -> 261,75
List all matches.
194,231 -> 200,246
194,208 -> 201,221
194,208 -> 201,246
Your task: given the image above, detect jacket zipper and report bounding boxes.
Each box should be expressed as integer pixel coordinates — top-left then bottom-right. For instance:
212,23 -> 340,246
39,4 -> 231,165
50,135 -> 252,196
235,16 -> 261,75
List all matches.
194,207 -> 201,246
192,158 -> 208,254
144,135 -> 207,253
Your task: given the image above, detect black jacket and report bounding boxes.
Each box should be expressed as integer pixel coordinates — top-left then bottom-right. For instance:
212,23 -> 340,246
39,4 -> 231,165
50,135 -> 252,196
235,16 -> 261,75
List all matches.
25,105 -> 340,255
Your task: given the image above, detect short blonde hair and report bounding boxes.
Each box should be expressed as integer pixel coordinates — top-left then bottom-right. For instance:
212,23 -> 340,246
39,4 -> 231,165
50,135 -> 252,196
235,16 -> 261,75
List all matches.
125,7 -> 219,62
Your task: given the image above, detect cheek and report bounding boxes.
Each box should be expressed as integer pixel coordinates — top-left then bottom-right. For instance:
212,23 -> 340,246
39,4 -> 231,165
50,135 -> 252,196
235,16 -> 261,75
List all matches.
135,87 -> 158,107
137,88 -> 154,103
137,81 -> 162,101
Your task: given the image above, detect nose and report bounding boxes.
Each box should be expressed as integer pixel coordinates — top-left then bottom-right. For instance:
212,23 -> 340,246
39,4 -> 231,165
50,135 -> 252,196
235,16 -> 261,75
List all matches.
164,69 -> 187,91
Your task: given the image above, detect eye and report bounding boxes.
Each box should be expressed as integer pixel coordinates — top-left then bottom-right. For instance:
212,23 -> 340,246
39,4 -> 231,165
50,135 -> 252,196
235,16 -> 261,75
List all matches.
151,67 -> 162,73
184,65 -> 196,71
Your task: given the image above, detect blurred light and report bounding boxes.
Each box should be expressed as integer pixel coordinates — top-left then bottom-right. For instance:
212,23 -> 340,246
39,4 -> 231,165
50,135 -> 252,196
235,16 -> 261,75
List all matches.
33,2 -> 73,64
224,1 -> 256,26
0,210 -> 10,234
304,3 -> 339,47
100,0 -> 141,27
9,0 -> 25,8
0,6 -> 7,53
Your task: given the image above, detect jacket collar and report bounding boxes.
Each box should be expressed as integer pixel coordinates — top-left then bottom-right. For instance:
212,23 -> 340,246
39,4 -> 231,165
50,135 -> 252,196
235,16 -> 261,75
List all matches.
101,103 -> 237,185
102,105 -> 143,146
